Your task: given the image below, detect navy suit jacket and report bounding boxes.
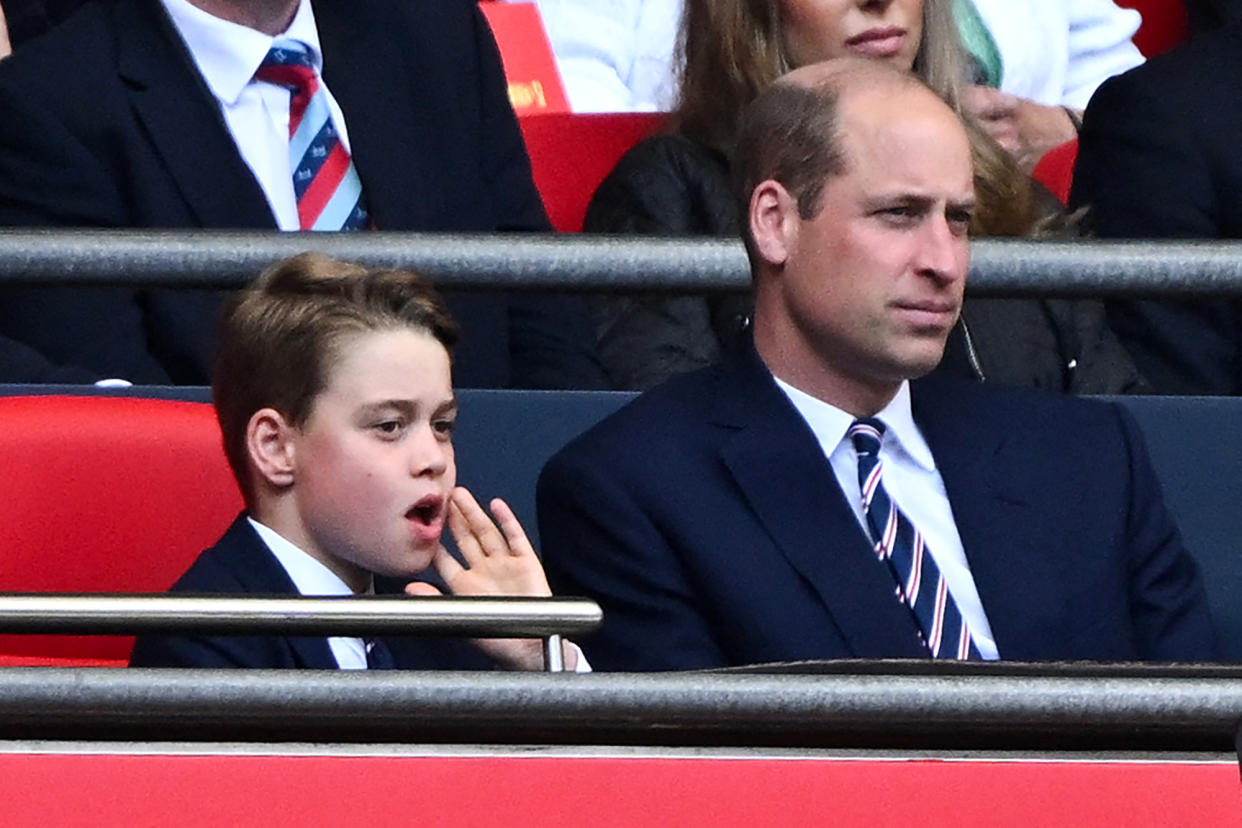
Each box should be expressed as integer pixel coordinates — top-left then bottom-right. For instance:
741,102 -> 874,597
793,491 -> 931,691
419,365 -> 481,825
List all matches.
128,515 -> 494,669
0,0 -> 605,388
1072,24 -> 1242,394
536,344 -> 1215,670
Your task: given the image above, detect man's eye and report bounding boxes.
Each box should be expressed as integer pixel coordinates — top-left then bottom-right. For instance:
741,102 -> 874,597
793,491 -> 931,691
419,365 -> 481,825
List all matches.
432,418 -> 456,437
947,210 -> 974,233
878,206 -> 919,223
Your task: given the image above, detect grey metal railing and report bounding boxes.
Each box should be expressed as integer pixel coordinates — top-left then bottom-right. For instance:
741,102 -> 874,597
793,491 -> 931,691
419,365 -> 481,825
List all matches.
0,594 -> 601,672
3,229 -> 1242,296
0,662 -> 1239,750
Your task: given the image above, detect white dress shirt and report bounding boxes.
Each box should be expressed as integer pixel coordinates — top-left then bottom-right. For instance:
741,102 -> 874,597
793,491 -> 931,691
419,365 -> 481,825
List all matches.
160,0 -> 353,229
774,378 -> 999,659
248,517 -> 370,669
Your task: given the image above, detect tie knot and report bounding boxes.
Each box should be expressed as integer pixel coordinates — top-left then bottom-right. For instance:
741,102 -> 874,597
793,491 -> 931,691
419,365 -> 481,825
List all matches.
847,418 -> 885,457
256,39 -> 316,92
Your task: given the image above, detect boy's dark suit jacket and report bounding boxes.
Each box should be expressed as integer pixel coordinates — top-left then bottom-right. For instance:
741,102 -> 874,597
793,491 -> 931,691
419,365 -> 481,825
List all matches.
536,343 -> 1215,671
128,515 -> 492,669
0,0 -> 605,389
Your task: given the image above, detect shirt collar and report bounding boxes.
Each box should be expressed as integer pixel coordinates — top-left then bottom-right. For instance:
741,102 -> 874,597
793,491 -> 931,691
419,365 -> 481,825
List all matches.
772,377 -> 937,472
160,0 -> 323,105
248,516 -> 372,597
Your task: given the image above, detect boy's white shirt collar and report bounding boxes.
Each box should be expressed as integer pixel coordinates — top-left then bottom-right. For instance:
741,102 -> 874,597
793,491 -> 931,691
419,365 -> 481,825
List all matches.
160,0 -> 323,106
247,516 -> 370,597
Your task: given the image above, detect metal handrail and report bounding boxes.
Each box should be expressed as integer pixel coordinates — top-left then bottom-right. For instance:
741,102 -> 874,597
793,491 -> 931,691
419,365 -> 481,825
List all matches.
0,594 -> 601,672
4,229 -> 1242,296
0,663 -> 1240,750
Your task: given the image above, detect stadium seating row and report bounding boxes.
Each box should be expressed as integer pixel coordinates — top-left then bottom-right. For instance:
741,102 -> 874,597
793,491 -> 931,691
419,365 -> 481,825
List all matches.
0,388 -> 1237,666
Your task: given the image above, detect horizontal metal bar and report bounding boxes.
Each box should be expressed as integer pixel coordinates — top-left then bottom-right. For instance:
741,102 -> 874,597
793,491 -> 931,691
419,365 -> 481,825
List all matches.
3,230 -> 1242,297
0,594 -> 601,638
0,665 -> 1239,750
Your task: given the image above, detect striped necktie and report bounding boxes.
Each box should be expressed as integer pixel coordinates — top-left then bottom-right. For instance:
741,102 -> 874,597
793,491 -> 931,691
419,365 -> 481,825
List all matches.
848,418 -> 980,659
255,38 -> 369,231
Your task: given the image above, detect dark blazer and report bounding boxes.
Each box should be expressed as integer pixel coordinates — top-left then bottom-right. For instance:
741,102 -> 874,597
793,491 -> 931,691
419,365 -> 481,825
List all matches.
536,343 -> 1215,670
0,0 -> 606,388
1072,24 -> 1242,394
128,515 -> 493,669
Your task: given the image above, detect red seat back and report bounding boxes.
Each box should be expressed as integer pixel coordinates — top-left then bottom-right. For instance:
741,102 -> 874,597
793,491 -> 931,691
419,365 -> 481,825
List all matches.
1115,0 -> 1190,56
1031,138 -> 1079,206
0,396 -> 242,665
519,112 -> 667,232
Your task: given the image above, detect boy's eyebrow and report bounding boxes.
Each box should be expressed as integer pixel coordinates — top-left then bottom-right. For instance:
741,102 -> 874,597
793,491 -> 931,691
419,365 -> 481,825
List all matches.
356,396 -> 458,417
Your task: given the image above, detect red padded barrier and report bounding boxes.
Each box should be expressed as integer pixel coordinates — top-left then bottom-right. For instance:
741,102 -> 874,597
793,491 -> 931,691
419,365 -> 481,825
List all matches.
1031,138 -> 1079,205
519,112 -> 667,232
0,752 -> 1237,826
0,396 -> 242,665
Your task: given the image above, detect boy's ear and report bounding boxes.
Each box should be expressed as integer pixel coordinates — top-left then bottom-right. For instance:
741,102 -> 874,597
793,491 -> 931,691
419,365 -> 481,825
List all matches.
246,407 -> 297,490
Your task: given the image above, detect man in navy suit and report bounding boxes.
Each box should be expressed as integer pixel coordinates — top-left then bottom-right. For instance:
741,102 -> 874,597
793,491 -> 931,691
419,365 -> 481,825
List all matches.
0,0 -> 605,388
536,59 -> 1215,671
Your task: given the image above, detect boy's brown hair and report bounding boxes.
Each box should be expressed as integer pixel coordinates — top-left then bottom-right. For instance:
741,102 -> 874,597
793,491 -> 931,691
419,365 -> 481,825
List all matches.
213,253 -> 458,503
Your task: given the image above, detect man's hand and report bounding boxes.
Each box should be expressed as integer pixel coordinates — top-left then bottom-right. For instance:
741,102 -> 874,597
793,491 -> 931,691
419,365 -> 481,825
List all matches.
964,85 -> 1079,174
405,486 -> 577,671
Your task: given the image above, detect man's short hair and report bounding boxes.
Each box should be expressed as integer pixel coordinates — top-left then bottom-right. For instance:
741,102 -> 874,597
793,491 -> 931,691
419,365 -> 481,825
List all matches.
213,253 -> 459,502
732,64 -> 932,260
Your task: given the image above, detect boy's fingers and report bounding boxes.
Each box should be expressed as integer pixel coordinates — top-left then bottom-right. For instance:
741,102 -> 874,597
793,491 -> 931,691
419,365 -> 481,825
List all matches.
429,544 -> 465,585
489,497 -> 536,557
451,486 -> 507,555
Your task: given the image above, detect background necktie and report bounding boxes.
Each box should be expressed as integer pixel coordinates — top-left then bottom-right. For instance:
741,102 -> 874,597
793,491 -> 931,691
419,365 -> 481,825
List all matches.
848,418 -> 980,659
365,637 -> 396,670
255,38 -> 369,231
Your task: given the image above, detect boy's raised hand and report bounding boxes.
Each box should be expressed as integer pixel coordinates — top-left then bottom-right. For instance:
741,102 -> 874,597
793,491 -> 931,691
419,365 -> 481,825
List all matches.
404,486 -> 576,671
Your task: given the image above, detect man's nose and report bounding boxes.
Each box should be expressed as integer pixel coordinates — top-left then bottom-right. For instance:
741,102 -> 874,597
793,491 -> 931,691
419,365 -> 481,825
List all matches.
915,216 -> 969,284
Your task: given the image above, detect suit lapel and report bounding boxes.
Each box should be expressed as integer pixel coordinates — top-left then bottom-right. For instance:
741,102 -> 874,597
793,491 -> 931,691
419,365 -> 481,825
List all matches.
910,378 -> 1032,654
212,516 -> 338,669
315,0 -> 437,230
115,0 -> 275,228
713,347 -> 928,658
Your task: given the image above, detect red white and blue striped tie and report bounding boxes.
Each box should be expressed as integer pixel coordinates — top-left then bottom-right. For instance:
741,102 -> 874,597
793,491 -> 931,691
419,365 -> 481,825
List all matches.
848,418 -> 980,659
255,39 -> 369,231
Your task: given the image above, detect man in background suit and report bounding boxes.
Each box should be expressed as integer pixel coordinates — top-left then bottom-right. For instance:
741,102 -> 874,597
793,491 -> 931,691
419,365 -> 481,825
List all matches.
0,0 -> 606,388
1072,22 -> 1242,394
537,58 -> 1214,670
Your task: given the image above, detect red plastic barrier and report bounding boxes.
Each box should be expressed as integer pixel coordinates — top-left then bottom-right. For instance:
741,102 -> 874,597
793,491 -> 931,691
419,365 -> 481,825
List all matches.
0,752 -> 1237,826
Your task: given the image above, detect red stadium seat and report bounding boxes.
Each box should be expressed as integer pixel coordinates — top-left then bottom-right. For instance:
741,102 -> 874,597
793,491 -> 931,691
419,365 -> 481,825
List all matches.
1031,138 -> 1079,206
1115,0 -> 1190,57
0,396 -> 242,666
519,112 -> 667,232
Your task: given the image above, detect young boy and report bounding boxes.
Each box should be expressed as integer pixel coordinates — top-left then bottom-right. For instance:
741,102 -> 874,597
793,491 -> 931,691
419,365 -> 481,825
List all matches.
129,253 -> 579,671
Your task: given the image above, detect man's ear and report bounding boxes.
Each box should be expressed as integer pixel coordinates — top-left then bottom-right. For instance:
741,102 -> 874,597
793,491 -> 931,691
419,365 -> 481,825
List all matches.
246,407 -> 296,490
749,179 -> 798,268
